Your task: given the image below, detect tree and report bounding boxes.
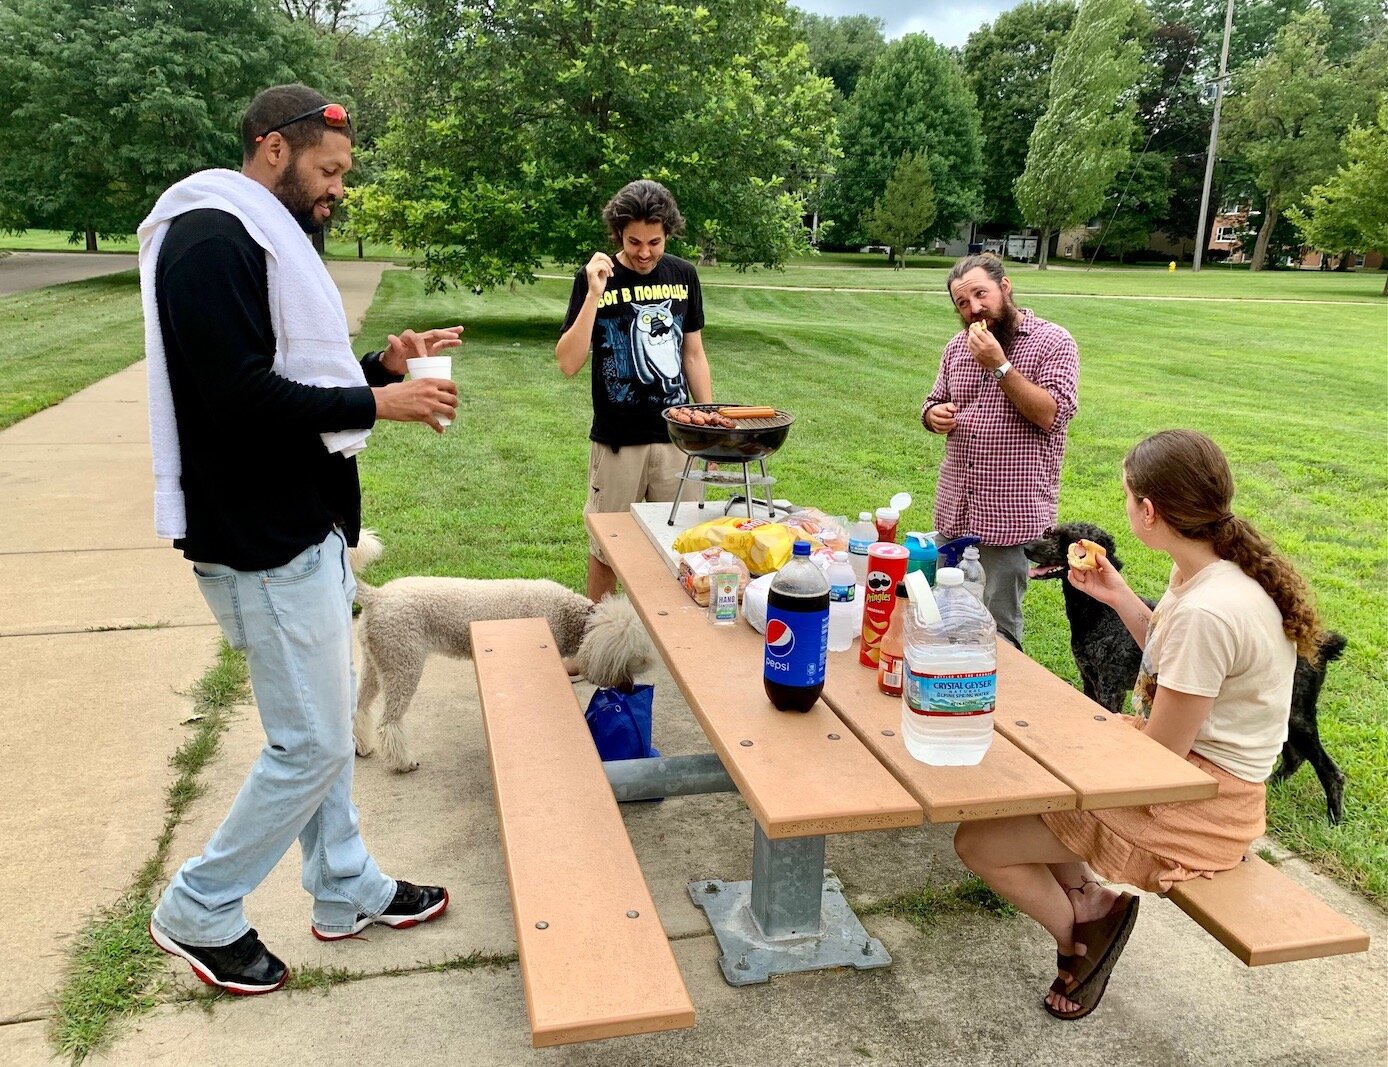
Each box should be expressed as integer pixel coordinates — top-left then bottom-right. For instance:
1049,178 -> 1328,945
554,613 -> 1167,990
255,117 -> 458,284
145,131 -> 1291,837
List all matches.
1221,10 -> 1380,270
351,0 -> 837,289
1014,0 -> 1144,269
788,10 -> 887,102
823,34 -> 982,248
865,151 -> 937,268
1084,151 -> 1174,260
0,0 -> 333,248
1287,102 -> 1388,296
962,0 -> 1076,230
1147,0 -> 1383,77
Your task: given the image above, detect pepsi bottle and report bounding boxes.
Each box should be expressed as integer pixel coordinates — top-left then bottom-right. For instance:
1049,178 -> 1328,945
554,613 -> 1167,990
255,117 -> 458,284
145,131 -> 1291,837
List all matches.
764,541 -> 830,712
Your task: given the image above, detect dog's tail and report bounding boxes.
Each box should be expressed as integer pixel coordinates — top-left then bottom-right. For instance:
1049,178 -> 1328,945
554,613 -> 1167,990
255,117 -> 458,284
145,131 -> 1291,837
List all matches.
347,529 -> 384,606
573,594 -> 653,690
1318,630 -> 1347,667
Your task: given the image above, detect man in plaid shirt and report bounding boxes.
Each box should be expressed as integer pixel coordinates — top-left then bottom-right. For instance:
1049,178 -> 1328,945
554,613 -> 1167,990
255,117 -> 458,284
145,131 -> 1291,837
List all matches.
921,254 -> 1079,648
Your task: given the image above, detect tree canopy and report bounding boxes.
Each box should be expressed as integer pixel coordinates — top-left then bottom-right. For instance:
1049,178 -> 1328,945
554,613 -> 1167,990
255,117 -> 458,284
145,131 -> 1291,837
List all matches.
824,33 -> 981,248
1288,102 -> 1388,295
962,0 -> 1076,231
351,0 -> 837,289
788,10 -> 887,103
1015,0 -> 1145,268
1221,9 -> 1384,269
0,0 -> 332,247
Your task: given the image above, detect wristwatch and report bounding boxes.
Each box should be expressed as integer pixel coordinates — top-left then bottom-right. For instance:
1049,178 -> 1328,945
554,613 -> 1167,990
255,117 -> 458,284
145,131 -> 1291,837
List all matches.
991,360 -> 1013,382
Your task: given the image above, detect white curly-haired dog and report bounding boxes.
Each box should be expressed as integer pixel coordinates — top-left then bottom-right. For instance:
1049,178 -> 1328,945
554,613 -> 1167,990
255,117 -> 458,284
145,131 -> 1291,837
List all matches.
347,531 -> 653,772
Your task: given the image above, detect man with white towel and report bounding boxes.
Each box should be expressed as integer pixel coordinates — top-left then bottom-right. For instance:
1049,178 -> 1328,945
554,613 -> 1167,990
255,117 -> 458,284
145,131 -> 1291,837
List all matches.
139,84 -> 455,994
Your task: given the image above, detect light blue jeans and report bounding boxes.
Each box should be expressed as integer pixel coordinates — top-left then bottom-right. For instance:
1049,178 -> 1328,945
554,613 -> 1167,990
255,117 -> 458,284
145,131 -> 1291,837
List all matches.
152,529 -> 395,946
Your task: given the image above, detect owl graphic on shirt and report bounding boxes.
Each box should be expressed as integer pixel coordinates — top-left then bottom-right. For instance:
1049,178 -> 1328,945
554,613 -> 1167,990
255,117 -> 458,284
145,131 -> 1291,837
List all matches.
629,299 -> 683,397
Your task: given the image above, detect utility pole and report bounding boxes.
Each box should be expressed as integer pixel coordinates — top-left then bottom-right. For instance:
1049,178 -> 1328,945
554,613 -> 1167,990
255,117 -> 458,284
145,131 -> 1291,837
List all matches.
1193,0 -> 1236,272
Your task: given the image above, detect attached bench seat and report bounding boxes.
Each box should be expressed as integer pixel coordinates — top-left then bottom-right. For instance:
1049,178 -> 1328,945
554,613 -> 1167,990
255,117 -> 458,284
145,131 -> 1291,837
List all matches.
472,617 -> 695,1047
1166,852 -> 1370,966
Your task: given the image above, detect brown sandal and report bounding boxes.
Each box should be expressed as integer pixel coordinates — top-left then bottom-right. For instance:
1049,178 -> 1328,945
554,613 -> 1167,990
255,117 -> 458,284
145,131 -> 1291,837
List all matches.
1043,892 -> 1141,1021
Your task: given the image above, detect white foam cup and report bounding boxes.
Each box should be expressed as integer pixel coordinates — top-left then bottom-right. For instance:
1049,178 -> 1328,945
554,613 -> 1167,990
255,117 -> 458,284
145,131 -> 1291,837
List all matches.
406,356 -> 454,427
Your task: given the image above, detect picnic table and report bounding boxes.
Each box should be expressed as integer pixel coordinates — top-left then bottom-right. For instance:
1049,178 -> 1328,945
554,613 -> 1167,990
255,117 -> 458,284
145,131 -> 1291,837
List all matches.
588,508 -> 1217,985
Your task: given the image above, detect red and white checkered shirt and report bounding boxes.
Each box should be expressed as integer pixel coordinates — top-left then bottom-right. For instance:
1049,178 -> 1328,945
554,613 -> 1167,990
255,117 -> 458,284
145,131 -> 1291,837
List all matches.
920,309 -> 1079,546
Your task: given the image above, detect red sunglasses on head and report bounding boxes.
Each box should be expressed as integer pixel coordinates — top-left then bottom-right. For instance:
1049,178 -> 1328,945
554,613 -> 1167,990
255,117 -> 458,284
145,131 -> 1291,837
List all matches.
254,103 -> 351,144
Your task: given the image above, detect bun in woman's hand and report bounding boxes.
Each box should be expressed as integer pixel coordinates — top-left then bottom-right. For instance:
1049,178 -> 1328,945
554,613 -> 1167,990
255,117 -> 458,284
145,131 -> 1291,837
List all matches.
1067,538 -> 1107,572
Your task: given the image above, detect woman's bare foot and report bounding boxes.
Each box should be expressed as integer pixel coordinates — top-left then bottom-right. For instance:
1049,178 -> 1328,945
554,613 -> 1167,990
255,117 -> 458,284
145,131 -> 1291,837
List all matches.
1045,882 -> 1124,1013
1047,951 -> 1087,1015
1067,879 -> 1121,925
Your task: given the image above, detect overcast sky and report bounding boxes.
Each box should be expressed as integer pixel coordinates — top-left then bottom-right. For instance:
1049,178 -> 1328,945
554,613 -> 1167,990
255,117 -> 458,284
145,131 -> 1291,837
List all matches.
792,1 -> 1024,49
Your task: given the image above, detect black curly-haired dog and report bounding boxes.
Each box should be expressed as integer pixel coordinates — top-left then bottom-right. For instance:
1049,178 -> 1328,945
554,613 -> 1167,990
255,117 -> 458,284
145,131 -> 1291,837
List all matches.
1022,521 -> 1347,823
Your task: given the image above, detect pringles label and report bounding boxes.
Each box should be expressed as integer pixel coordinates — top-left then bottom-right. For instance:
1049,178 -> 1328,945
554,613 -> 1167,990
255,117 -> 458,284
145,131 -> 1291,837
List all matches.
859,543 -> 909,668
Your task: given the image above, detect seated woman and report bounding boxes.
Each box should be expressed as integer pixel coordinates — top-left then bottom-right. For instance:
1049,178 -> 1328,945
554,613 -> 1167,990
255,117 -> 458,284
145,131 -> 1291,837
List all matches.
954,429 -> 1323,1020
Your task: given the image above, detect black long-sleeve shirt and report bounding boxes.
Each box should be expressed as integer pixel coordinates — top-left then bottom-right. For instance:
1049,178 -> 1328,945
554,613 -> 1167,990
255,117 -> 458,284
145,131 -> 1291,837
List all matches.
155,208 -> 398,570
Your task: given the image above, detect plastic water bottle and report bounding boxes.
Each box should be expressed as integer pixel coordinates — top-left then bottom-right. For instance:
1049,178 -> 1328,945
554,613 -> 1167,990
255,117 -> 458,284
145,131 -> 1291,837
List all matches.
847,512 -> 876,585
764,541 -> 830,712
959,545 -> 986,602
826,550 -> 858,652
901,567 -> 996,765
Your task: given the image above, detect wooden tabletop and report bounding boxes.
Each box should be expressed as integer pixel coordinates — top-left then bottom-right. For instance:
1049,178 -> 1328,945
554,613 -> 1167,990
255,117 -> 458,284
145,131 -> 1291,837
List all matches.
821,652 -> 1076,823
993,641 -> 1217,809
589,512 -> 923,840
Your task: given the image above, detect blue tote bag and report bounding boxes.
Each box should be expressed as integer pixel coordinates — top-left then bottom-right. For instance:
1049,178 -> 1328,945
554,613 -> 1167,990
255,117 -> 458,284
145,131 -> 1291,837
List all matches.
584,684 -> 659,762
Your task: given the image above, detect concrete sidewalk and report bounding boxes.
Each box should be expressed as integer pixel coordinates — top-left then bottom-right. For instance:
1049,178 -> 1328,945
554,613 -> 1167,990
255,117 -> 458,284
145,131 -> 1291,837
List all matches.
0,251 -> 139,295
1,260 -> 1384,1066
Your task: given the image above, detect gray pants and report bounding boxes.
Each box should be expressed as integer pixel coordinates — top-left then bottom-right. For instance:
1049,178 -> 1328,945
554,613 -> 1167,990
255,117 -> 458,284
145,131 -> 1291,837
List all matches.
979,543 -> 1029,650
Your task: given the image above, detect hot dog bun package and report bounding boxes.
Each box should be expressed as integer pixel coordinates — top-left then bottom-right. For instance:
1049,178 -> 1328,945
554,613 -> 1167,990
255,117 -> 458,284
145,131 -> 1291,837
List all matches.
672,517 -> 824,575
779,508 -> 849,553
678,548 -> 751,606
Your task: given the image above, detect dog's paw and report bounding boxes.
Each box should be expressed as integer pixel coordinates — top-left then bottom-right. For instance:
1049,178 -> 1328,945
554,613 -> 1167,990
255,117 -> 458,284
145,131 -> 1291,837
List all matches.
354,739 -> 374,757
389,759 -> 421,774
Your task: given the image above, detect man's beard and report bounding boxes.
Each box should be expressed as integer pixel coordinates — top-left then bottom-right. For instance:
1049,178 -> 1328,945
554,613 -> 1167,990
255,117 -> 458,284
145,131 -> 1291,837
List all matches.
964,300 -> 1021,354
273,162 -> 333,234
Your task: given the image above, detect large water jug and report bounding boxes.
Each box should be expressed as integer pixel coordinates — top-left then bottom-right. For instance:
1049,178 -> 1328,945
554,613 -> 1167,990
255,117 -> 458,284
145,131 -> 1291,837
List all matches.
901,567 -> 996,765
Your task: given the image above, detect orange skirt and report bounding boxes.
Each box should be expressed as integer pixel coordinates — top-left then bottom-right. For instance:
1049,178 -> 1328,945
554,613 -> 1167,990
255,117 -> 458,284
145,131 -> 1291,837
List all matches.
1041,721 -> 1266,893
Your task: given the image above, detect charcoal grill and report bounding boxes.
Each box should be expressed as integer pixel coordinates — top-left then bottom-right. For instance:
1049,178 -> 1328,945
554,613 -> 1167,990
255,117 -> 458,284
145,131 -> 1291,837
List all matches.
661,404 -> 796,525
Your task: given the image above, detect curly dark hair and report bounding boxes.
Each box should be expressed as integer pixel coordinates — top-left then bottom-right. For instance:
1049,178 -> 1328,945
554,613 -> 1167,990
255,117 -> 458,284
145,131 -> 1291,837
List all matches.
241,84 -> 354,162
1124,429 -> 1323,661
602,180 -> 685,244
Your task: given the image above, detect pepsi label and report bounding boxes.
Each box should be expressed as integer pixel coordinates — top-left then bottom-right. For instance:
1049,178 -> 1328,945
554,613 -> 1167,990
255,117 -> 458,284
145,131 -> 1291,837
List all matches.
764,602 -> 829,687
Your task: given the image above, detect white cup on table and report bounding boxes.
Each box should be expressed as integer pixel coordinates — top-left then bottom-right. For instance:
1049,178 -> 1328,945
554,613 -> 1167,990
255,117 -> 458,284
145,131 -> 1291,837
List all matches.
405,355 -> 454,428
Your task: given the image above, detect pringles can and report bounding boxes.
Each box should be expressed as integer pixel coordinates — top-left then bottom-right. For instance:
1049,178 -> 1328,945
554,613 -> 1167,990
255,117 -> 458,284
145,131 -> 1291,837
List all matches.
859,542 -> 910,668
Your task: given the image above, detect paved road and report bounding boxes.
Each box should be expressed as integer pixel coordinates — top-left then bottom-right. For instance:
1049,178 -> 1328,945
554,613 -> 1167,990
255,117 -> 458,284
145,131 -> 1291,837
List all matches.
0,251 -> 139,295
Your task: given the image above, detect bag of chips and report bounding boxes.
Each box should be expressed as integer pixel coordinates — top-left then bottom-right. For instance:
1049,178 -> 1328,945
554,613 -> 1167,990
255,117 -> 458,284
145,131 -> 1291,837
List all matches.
672,517 -> 823,575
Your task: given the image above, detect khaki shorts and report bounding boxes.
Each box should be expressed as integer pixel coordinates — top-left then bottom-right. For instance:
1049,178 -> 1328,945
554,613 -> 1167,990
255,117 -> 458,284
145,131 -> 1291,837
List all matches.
584,441 -> 685,561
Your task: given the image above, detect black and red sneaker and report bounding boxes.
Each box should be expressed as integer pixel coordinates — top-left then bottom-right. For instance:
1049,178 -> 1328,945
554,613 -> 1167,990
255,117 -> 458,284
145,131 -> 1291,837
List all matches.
311,880 -> 449,942
150,922 -> 289,995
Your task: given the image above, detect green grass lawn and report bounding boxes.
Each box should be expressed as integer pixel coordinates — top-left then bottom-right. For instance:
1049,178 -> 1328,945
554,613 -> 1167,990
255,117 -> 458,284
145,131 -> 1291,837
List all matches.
5,259 -> 1385,904
0,227 -> 399,260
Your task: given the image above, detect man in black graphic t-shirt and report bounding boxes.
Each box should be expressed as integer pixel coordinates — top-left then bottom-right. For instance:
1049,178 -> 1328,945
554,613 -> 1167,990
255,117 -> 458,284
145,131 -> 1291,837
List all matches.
557,180 -> 712,602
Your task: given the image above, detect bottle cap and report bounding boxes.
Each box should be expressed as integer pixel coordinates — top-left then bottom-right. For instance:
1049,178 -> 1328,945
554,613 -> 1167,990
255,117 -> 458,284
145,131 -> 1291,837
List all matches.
876,507 -> 899,522
936,567 -> 964,586
832,550 -> 848,562
963,545 -> 980,559
859,511 -> 872,521
890,491 -> 912,511
792,540 -> 811,556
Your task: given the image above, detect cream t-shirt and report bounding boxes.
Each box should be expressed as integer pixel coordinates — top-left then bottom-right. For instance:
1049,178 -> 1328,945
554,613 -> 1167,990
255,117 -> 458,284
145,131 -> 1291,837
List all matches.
1132,559 -> 1295,782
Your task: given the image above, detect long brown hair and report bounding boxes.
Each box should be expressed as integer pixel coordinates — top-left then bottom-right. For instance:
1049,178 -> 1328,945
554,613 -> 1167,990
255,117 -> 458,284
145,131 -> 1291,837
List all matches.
1124,430 -> 1323,661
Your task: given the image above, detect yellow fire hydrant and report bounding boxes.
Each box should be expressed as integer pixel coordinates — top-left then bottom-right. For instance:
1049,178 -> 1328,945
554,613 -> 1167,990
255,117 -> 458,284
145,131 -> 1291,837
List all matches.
1168,260 -> 1177,273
